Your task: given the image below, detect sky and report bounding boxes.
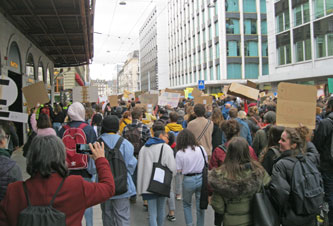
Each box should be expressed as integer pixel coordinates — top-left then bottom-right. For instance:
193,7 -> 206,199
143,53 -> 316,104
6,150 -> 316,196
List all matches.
90,0 -> 156,80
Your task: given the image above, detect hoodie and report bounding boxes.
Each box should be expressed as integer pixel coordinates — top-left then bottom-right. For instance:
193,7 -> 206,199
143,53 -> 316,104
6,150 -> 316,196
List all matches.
165,123 -> 183,133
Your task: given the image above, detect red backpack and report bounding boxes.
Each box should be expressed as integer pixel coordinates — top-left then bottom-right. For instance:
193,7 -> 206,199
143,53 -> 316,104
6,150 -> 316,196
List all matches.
62,123 -> 88,170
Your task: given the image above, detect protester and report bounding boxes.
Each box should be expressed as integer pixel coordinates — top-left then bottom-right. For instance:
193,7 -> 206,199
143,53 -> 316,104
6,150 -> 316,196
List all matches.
0,126 -> 22,201
209,137 -> 270,226
91,113 -> 103,137
0,120 -> 19,155
187,104 -> 213,157
175,129 -> 207,226
211,107 -> 224,152
99,116 -> 137,226
228,108 -> 252,145
0,135 -> 115,225
137,121 -> 176,226
52,103 -> 65,134
119,111 -> 132,135
165,112 -> 183,134
30,104 -> 57,136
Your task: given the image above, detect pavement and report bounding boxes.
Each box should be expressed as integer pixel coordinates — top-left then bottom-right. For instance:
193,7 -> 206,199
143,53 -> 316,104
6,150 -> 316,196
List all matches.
12,149 -> 214,226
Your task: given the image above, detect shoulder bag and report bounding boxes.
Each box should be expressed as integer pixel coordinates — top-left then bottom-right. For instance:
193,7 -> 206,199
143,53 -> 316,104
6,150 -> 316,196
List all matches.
199,146 -> 209,209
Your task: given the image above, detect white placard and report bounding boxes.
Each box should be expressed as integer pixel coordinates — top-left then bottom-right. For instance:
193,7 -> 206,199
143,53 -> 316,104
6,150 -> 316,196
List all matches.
0,111 -> 28,123
158,92 -> 180,108
153,167 -> 165,183
73,86 -> 99,103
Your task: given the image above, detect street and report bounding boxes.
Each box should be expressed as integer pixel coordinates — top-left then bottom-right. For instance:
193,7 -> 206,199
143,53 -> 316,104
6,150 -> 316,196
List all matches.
12,149 -> 214,226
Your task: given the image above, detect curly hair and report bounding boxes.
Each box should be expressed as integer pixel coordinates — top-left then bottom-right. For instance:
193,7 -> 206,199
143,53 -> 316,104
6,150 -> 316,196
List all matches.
221,119 -> 240,140
284,127 -> 305,155
176,129 -> 198,152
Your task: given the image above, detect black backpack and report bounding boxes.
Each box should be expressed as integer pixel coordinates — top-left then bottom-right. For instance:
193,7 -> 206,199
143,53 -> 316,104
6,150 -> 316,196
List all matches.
17,178 -> 66,226
286,154 -> 324,216
123,125 -> 145,156
100,137 -> 128,196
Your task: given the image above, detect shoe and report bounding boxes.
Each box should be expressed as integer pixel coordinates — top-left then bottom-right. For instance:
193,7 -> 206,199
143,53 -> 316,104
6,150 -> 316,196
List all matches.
167,214 -> 176,222
176,195 -> 182,200
130,196 -> 136,204
143,200 -> 148,211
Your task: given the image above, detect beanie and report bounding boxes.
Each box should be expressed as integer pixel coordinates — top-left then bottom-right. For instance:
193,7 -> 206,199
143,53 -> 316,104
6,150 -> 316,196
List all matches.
102,115 -> 119,133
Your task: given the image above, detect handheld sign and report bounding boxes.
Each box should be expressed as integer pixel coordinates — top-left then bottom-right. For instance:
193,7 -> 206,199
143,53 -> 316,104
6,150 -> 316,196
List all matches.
22,81 -> 50,108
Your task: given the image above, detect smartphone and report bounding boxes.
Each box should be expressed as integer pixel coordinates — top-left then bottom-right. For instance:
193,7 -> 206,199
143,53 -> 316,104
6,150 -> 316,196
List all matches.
76,144 -> 92,155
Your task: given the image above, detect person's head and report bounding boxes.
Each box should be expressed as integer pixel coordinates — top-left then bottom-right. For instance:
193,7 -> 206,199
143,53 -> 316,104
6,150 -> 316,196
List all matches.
92,113 -> 103,127
37,113 -> 52,129
0,126 -> 8,149
152,121 -> 168,142
295,125 -> 312,146
211,108 -> 224,125
101,115 -> 120,134
221,119 -> 240,140
326,96 -> 333,114
85,107 -> 94,121
67,102 -> 85,121
228,107 -> 238,119
279,127 -> 304,153
54,104 -> 62,114
116,106 -> 123,115
122,111 -> 132,120
27,135 -> 68,178
247,106 -> 259,117
176,129 -> 198,152
169,112 -> 178,123
263,111 -> 276,124
193,104 -> 205,117
237,110 -> 247,120
131,107 -> 143,120
267,125 -> 285,148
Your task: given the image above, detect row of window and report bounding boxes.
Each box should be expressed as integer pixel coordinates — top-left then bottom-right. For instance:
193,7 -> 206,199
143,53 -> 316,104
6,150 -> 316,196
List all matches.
226,0 -> 267,13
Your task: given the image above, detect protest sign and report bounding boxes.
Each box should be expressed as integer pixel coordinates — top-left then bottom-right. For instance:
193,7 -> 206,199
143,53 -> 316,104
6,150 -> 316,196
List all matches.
246,80 -> 257,89
108,95 -> 118,107
223,85 -> 229,95
194,96 -> 213,105
192,87 -> 202,98
276,83 -> 316,130
139,93 -> 159,106
73,86 -> 98,103
227,83 -> 259,101
22,81 -> 50,108
158,92 -> 180,108
165,88 -> 185,97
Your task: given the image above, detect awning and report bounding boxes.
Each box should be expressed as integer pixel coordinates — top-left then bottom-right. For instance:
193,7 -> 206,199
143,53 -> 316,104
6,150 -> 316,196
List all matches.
75,73 -> 84,86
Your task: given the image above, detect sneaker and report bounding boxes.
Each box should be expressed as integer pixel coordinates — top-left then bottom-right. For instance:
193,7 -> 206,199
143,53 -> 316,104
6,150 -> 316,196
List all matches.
176,195 -> 182,201
167,214 -> 176,222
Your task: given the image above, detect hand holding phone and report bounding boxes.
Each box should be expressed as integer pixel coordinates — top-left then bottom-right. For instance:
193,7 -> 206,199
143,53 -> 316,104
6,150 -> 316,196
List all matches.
76,144 -> 92,155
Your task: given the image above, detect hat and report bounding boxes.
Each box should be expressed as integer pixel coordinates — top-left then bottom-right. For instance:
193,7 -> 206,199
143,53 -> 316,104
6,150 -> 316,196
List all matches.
248,103 -> 257,108
116,106 -> 123,114
67,102 -> 85,122
264,111 -> 276,124
177,109 -> 185,117
102,115 -> 119,133
237,110 -> 247,119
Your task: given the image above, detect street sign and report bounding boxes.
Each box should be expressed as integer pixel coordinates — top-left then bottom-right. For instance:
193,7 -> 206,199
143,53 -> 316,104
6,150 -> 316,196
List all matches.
0,77 -> 18,107
198,80 -> 205,90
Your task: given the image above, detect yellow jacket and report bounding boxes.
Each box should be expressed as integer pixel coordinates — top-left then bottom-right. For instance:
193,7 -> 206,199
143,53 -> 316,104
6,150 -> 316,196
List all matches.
119,118 -> 132,134
165,123 -> 183,133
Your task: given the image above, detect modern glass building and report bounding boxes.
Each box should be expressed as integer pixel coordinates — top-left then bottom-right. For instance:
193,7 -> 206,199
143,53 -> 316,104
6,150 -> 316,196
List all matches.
168,0 -> 268,92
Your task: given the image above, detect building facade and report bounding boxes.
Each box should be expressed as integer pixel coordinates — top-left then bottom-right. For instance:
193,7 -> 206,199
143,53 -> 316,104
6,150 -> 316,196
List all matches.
118,50 -> 140,93
139,1 -> 169,91
168,0 -> 268,93
260,0 -> 333,88
91,79 -> 109,97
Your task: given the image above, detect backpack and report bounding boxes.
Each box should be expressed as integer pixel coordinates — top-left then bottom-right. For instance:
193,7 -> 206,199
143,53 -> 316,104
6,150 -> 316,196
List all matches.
62,123 -> 88,170
99,137 -> 128,196
123,125 -> 144,155
286,154 -> 324,216
17,179 -> 66,226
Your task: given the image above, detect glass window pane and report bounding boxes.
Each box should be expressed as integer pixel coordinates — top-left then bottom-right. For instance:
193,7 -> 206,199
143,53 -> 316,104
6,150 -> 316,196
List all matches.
285,10 -> 290,30
305,38 -> 312,60
328,34 -> 333,56
296,41 -> 304,62
294,5 -> 302,26
279,46 -> 285,65
262,41 -> 268,56
227,64 -> 242,79
286,44 -> 292,63
227,41 -> 241,56
303,2 -> 310,23
204,69 -> 207,80
315,0 -> 325,18
216,43 -> 220,57
245,63 -> 259,79
215,22 -> 219,36
226,19 -> 240,34
244,0 -> 256,12
226,0 -> 239,12
262,63 -> 269,75
277,14 -> 284,32
316,35 -> 326,58
244,19 -> 251,34
210,67 -> 214,80
209,26 -> 212,39
260,0 -> 267,13
327,0 -> 333,14
216,65 -> 221,80
245,41 -> 258,56
261,20 -> 267,34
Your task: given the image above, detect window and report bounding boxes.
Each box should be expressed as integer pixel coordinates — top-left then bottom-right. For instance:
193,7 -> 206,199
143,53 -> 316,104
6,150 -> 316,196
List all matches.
262,63 -> 269,75
327,0 -> 333,14
226,0 -> 239,12
216,64 -> 221,80
293,2 -> 310,26
227,41 -> 241,56
316,35 -> 326,58
227,64 -> 242,79
215,22 -> 219,36
209,26 -> 212,40
216,42 -> 220,57
244,0 -> 256,12
203,49 -> 207,63
244,19 -> 257,34
262,41 -> 268,56
328,34 -> 333,56
245,63 -> 259,79
226,19 -> 240,34
278,44 -> 292,65
245,41 -> 258,56
204,69 -> 208,80
295,41 -> 304,61
276,10 -> 290,32
314,0 -> 325,18
210,67 -> 214,80
203,30 -> 206,42
190,72 -> 193,83
209,46 -> 213,60
261,20 -> 267,34
294,25 -> 311,61
199,70 -> 202,80
260,0 -> 267,13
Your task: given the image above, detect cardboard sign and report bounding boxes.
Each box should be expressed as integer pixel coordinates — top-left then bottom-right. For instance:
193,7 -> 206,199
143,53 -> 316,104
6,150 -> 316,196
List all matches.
0,111 -> 28,123
194,96 -> 213,105
328,78 -> 333,93
158,92 -> 180,108
22,81 -> 50,108
246,80 -> 257,89
139,93 -> 159,106
108,95 -> 119,107
223,85 -> 229,95
227,83 -> 259,101
135,91 -> 145,98
165,88 -> 185,97
276,83 -> 316,130
192,87 -> 203,98
73,86 -> 98,103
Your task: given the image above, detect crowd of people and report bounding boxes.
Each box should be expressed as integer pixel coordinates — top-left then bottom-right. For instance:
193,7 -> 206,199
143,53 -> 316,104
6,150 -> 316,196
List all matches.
0,93 -> 332,226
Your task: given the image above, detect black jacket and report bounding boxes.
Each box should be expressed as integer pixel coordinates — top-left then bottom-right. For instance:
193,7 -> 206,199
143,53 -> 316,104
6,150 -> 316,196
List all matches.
313,112 -> 333,171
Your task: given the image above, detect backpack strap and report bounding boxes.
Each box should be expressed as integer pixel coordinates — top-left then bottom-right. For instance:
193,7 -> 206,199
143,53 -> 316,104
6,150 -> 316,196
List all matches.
114,137 -> 124,151
22,182 -> 31,207
49,178 -> 66,206
158,144 -> 164,164
63,124 -> 70,130
270,147 -> 281,160
78,123 -> 88,130
197,120 -> 211,142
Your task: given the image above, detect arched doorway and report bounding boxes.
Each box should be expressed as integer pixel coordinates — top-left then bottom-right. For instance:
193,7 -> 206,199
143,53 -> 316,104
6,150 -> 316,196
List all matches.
26,53 -> 35,85
7,41 -> 23,145
38,60 -> 44,83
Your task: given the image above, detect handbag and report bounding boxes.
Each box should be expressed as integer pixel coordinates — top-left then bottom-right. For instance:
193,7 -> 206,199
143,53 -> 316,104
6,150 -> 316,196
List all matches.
253,185 -> 280,226
199,146 -> 209,209
147,145 -> 173,197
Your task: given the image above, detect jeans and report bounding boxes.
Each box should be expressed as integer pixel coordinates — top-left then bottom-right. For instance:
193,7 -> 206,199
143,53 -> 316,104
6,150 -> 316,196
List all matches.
101,198 -> 130,226
175,172 -> 182,195
147,196 -> 167,226
52,122 -> 62,135
84,177 -> 93,226
322,171 -> 333,226
182,174 -> 205,226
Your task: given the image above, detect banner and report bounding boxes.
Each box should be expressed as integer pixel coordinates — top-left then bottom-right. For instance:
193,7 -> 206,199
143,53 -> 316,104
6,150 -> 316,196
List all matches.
158,92 -> 180,108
